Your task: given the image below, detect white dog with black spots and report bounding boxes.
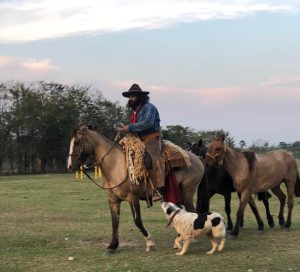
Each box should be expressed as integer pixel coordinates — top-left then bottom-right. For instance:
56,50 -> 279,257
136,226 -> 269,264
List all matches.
161,201 -> 226,255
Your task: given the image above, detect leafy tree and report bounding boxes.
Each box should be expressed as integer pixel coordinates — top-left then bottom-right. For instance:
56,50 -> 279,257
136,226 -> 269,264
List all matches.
239,140 -> 246,149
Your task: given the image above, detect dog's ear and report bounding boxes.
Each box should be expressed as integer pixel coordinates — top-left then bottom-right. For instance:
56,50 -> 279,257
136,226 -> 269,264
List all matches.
166,207 -> 173,215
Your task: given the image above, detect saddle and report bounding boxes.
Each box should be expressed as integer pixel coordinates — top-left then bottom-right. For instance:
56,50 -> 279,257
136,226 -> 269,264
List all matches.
144,140 -> 191,170
163,140 -> 191,169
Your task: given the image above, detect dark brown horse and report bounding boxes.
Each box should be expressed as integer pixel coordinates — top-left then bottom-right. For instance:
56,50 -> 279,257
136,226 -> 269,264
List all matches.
67,126 -> 205,252
206,136 -> 300,236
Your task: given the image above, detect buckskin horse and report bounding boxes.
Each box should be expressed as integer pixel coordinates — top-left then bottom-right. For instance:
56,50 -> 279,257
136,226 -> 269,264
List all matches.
205,135 -> 300,236
67,125 -> 205,252
188,139 -> 274,230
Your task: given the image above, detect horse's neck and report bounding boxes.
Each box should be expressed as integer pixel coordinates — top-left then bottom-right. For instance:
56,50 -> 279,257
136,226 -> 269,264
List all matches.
91,132 -> 127,185
223,147 -> 248,180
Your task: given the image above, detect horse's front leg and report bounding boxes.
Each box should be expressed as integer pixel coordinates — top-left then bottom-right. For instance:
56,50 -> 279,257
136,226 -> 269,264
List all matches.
129,198 -> 156,252
231,191 -> 250,236
224,192 -> 233,230
248,195 -> 264,230
107,199 -> 121,253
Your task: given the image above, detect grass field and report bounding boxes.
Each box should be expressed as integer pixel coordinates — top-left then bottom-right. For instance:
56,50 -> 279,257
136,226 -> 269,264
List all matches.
1,170 -> 300,272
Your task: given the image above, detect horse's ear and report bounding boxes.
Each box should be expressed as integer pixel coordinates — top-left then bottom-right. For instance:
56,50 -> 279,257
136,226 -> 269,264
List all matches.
198,139 -> 203,147
221,134 -> 226,142
187,141 -> 192,147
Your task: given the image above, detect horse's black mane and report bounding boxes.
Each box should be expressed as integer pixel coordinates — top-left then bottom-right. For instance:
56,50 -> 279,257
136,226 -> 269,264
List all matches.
242,151 -> 256,173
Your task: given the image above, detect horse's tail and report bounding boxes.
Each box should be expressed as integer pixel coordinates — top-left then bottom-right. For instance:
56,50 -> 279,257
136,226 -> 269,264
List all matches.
294,171 -> 300,197
196,172 -> 209,213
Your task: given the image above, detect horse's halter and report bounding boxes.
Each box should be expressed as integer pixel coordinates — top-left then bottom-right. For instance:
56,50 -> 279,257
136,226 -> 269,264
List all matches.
68,131 -> 87,163
206,142 -> 227,165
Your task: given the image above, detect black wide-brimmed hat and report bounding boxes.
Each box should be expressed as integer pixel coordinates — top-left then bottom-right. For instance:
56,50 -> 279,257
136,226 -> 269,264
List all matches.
122,83 -> 150,98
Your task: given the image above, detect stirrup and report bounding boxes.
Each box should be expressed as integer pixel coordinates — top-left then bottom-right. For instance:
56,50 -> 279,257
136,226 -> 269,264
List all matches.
153,188 -> 163,202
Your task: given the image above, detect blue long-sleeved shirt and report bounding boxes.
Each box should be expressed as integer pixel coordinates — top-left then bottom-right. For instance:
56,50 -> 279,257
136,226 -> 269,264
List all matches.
128,102 -> 161,135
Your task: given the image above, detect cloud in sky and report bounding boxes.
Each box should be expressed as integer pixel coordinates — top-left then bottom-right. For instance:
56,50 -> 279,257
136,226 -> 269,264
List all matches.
1,0 -> 299,43
261,75 -> 300,87
0,55 -> 60,81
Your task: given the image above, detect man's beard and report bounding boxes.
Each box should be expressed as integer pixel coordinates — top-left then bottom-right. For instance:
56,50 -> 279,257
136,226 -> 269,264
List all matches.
128,99 -> 140,110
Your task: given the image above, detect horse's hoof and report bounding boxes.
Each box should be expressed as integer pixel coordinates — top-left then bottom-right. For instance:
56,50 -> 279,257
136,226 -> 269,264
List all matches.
146,245 -> 156,252
258,225 -> 264,231
278,218 -> 285,226
228,234 -> 237,240
284,222 -> 291,229
268,221 -> 275,228
106,248 -> 116,254
230,229 -> 239,237
268,217 -> 275,229
226,226 -> 233,231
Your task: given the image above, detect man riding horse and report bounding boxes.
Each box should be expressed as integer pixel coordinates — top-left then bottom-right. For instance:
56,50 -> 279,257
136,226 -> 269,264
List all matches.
119,83 -> 165,201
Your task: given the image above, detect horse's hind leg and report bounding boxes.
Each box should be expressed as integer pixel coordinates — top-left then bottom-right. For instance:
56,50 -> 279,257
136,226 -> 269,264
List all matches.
271,185 -> 286,227
129,198 -> 156,252
260,193 -> 275,228
248,195 -> 264,230
237,193 -> 244,227
284,179 -> 295,228
107,200 -> 121,253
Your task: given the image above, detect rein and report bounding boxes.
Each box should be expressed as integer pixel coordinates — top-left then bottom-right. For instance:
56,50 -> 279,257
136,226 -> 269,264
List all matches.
70,130 -> 128,190
166,209 -> 180,227
82,166 -> 128,190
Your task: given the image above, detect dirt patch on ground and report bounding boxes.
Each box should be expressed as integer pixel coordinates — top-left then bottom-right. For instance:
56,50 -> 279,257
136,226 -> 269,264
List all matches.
79,238 -> 141,248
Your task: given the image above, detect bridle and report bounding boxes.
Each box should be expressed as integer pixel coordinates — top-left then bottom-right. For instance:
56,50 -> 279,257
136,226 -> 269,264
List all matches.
68,130 -> 121,166
68,129 -> 126,190
205,142 -> 227,165
68,131 -> 87,161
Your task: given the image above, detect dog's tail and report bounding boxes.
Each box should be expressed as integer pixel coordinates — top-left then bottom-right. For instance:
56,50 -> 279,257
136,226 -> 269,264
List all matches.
294,171 -> 300,197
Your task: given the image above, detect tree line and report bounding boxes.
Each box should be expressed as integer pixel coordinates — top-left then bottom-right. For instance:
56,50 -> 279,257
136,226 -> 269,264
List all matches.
0,81 -> 299,174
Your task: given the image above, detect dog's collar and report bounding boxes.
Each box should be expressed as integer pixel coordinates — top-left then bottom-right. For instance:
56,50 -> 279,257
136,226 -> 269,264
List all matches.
166,209 -> 180,228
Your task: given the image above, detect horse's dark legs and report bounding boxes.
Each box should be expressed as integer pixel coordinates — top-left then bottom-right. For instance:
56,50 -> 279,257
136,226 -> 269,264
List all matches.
129,198 -> 156,252
196,189 -> 213,214
247,195 -> 264,230
231,191 -> 250,236
271,186 -> 286,227
224,192 -> 233,230
237,193 -> 244,227
284,180 -> 295,228
260,193 -> 275,228
107,200 -> 121,252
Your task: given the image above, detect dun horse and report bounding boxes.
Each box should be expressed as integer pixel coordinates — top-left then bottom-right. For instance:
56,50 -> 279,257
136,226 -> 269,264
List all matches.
188,140 -> 274,230
67,126 -> 204,252
206,136 -> 300,236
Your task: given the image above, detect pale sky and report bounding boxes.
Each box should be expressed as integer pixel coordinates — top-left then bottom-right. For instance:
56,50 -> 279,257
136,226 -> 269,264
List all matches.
0,0 -> 299,146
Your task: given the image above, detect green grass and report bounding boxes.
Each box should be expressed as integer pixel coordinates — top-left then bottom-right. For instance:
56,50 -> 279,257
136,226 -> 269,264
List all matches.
1,172 -> 300,272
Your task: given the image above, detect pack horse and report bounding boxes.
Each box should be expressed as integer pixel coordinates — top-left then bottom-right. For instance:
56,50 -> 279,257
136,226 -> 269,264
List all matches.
67,125 -> 205,252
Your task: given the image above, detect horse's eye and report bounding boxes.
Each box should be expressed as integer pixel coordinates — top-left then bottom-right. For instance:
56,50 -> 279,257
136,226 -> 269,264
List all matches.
215,147 -> 222,152
74,139 -> 80,145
